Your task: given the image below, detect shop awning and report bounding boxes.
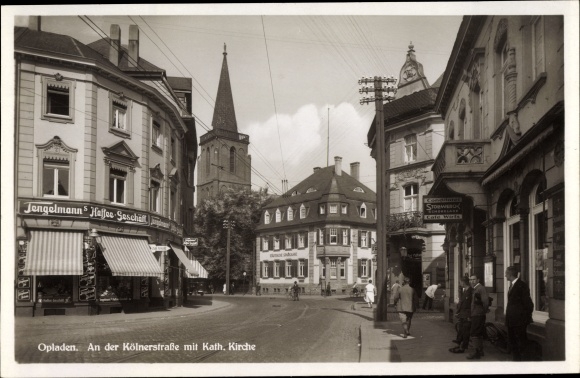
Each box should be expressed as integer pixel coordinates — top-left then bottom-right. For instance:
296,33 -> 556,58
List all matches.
187,259 -> 208,279
99,235 -> 163,278
24,230 -> 84,275
169,243 -> 199,277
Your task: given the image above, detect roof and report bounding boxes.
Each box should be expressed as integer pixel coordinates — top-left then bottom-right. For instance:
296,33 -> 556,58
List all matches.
367,87 -> 439,145
211,46 -> 238,133
167,76 -> 192,92
86,38 -> 164,73
430,73 -> 444,88
257,166 -> 376,231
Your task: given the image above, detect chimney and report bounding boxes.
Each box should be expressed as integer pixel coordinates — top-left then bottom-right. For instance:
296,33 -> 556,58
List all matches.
313,167 -> 321,173
350,162 -> 360,181
334,156 -> 342,176
128,25 -> 139,68
109,24 -> 121,66
28,16 -> 41,31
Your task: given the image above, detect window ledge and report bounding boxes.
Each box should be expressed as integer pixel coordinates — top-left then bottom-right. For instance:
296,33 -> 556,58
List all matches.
41,114 -> 74,124
151,145 -> 163,155
109,127 -> 131,139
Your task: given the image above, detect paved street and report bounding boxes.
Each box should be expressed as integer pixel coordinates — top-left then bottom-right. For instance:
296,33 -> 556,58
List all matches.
15,294 -> 372,363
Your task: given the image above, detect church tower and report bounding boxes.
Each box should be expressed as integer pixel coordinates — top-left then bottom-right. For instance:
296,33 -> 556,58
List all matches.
196,44 -> 251,205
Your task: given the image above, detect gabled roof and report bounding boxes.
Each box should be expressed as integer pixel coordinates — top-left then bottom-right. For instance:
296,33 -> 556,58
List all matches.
211,44 -> 238,133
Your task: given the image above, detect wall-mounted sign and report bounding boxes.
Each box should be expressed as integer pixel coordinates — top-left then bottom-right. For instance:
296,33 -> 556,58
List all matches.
422,196 -> 464,223
184,238 -> 198,247
150,245 -> 170,252
20,201 -> 148,225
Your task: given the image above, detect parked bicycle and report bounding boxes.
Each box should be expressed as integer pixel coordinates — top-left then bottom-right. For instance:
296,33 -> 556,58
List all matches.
484,322 -> 510,354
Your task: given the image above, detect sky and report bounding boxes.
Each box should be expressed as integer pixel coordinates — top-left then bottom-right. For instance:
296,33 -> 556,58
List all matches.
12,7 -> 463,197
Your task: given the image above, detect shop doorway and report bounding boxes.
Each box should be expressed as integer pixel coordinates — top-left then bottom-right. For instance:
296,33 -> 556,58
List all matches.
402,249 -> 423,299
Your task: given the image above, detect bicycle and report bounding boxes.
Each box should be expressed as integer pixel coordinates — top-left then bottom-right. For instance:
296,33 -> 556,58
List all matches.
484,322 -> 510,353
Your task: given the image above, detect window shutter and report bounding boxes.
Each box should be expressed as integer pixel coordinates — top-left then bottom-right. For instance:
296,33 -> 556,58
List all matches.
268,261 -> 274,277
325,229 -> 330,245
280,261 -> 285,277
315,230 -> 319,245
293,233 -> 297,248
260,262 -> 263,278
338,229 -> 343,245
269,236 -> 273,250
304,232 -> 308,247
358,230 -> 361,247
358,259 -> 362,277
260,237 -> 263,252
367,260 -> 372,276
281,235 -> 285,250
292,260 -> 298,277
347,229 -> 350,245
304,259 -> 308,277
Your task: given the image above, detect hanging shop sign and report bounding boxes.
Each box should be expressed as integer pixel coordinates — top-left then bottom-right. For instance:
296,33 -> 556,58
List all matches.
183,238 -> 198,247
422,196 -> 464,223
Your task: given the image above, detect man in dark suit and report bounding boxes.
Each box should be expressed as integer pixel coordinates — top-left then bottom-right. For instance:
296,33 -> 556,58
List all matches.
505,265 -> 534,361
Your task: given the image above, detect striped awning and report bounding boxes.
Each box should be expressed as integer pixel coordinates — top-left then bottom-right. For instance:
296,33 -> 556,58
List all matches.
187,259 -> 208,279
24,231 -> 83,275
100,235 -> 163,278
169,243 -> 199,277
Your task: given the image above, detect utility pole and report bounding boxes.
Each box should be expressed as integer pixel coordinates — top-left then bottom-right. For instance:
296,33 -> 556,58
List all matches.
223,219 -> 234,295
327,107 -> 330,167
359,75 -> 397,321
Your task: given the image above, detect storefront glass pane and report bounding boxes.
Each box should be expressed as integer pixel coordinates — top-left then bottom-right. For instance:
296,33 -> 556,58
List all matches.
37,276 -> 73,303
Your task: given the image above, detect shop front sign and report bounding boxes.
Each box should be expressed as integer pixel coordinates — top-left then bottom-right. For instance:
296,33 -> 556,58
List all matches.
422,196 -> 464,223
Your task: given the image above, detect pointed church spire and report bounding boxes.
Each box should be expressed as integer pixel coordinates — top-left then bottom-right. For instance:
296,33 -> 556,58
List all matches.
396,41 -> 430,98
212,43 -> 238,133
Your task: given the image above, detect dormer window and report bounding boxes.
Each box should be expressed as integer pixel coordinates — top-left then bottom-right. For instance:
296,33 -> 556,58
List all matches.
329,204 -> 338,214
265,211 -> 271,224
276,209 -> 281,223
354,187 -> 364,193
291,190 -> 299,196
341,204 -> 348,214
360,203 -> 367,218
300,204 -> 306,219
306,187 -> 317,193
319,204 -> 326,215
288,207 -> 294,221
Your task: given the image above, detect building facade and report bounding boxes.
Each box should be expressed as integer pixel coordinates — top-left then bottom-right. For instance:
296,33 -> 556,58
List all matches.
367,45 -> 446,300
256,158 -> 377,295
14,20 -> 199,317
430,16 -> 564,360
196,44 -> 251,205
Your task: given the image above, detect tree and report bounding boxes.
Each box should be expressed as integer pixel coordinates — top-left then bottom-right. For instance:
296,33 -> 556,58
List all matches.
193,188 -> 273,284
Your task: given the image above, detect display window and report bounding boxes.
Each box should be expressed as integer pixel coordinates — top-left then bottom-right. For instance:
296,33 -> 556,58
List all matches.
97,276 -> 133,301
37,276 -> 73,303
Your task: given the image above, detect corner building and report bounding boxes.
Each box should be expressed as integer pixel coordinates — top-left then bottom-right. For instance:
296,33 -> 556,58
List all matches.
430,16 -> 564,360
256,158 -> 377,295
14,20 -> 199,316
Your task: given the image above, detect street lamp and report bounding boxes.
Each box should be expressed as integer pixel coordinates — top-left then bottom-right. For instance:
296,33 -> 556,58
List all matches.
243,271 -> 247,296
359,75 -> 398,321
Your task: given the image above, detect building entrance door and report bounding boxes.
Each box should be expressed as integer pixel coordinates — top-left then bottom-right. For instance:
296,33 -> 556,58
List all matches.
402,250 -> 423,299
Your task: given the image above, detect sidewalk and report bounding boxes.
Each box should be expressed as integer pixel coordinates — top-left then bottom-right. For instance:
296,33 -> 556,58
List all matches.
360,310 -> 512,363
15,297 -> 230,326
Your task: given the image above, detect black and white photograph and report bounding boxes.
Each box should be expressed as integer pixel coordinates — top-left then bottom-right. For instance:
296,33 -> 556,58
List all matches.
1,2 -> 579,377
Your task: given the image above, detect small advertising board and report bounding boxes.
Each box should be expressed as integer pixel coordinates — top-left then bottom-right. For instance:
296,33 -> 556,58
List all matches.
422,196 -> 464,223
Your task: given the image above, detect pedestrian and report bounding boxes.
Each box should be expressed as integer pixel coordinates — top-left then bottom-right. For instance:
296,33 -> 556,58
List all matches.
223,283 -> 226,295
326,282 -> 331,297
422,283 -> 441,310
393,277 -> 419,338
364,279 -> 376,308
449,276 -> 472,353
292,281 -> 300,301
209,284 -> 214,295
391,280 -> 401,306
466,274 -> 489,360
505,265 -> 534,361
230,282 -> 235,295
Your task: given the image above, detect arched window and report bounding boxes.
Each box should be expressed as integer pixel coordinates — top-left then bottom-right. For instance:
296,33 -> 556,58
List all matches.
229,146 -> 236,173
205,148 -> 210,175
448,121 -> 455,140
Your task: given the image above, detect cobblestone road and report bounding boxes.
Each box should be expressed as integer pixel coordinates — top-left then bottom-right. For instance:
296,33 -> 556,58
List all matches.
14,295 -> 376,363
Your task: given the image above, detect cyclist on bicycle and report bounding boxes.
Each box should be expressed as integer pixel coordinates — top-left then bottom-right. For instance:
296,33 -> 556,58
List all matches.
292,281 -> 300,301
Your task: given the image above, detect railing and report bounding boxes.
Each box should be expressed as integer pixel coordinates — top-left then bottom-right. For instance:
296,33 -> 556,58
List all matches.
432,140 -> 492,178
199,129 -> 250,144
386,211 -> 424,232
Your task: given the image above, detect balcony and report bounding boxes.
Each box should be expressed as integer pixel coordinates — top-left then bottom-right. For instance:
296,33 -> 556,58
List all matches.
386,211 -> 424,232
316,245 -> 351,258
432,140 -> 492,178
199,129 -> 250,144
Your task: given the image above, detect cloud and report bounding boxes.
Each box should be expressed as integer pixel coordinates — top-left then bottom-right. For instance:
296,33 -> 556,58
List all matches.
245,102 -> 376,193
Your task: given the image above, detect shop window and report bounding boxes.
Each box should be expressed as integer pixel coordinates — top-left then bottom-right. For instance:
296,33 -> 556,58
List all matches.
109,168 -> 126,204
404,184 -> 419,212
97,276 -> 133,301
42,77 -> 75,123
530,182 -> 548,313
36,276 -> 73,303
329,204 -> 338,214
150,180 -> 161,212
330,258 -> 337,279
42,159 -> 70,197
504,196 -> 521,273
404,134 -> 417,163
288,207 -> 294,221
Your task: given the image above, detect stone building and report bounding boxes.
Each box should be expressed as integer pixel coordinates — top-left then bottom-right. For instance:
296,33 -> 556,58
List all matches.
256,157 -> 377,295
430,15 -> 565,360
14,19 -> 199,316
